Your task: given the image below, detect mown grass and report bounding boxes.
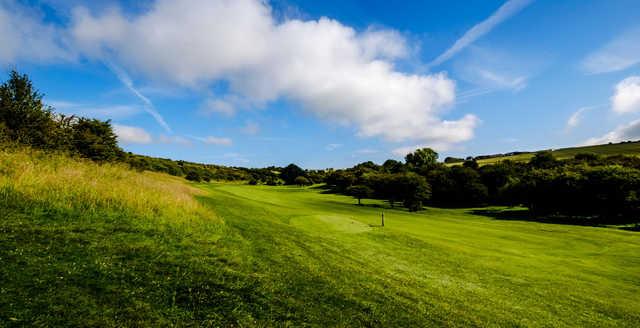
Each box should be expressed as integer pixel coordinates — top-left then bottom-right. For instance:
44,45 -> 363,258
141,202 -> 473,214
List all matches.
2,148 -> 640,326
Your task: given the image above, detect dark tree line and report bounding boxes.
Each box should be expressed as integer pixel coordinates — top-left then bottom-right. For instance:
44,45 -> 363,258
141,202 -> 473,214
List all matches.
325,148 -> 640,224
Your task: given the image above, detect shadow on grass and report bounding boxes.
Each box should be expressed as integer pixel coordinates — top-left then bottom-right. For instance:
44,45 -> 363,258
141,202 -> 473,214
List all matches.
469,208 -> 608,227
620,225 -> 640,232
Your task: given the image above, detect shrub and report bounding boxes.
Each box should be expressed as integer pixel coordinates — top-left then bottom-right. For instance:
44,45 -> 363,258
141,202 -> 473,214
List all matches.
185,171 -> 202,182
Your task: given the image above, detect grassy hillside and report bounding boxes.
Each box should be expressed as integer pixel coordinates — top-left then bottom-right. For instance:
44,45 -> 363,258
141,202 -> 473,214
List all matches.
2,148 -> 640,326
464,141 -> 640,165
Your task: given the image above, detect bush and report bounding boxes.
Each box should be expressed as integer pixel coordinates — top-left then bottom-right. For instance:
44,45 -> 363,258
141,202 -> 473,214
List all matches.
294,176 -> 311,186
185,171 -> 202,182
72,118 -> 122,161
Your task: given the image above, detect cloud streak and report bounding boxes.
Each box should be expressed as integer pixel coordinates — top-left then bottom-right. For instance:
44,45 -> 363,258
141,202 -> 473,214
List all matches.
429,0 -> 533,68
582,27 -> 640,74
566,106 -> 592,130
105,61 -> 172,133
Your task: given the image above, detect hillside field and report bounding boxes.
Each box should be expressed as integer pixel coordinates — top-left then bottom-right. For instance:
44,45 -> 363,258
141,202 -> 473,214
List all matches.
460,141 -> 640,165
1,149 -> 640,327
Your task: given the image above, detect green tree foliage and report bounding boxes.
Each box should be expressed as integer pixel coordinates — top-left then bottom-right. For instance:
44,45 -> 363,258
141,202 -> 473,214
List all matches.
346,185 -> 373,205
382,159 -> 405,173
405,148 -> 438,169
281,164 -> 306,185
294,176 -> 312,186
0,71 -> 61,149
529,151 -> 557,169
185,171 -> 202,182
72,118 -> 122,161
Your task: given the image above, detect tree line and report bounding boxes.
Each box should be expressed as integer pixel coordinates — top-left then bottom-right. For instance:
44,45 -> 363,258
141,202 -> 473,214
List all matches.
322,147 -> 640,224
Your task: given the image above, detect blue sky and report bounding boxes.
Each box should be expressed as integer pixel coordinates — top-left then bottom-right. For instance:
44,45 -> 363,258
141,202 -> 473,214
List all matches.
2,0 -> 640,168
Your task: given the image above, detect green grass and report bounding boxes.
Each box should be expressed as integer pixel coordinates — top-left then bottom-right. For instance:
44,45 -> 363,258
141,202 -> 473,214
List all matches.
456,141 -> 640,166
2,149 -> 640,326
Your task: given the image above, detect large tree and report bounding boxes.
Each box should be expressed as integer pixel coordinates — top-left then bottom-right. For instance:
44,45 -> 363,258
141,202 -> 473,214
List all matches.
346,185 -> 373,205
0,70 -> 61,149
280,163 -> 306,185
405,147 -> 439,169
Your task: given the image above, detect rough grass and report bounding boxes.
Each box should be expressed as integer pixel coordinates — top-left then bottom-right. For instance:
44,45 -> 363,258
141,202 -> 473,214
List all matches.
455,141 -> 640,166
2,148 -> 640,326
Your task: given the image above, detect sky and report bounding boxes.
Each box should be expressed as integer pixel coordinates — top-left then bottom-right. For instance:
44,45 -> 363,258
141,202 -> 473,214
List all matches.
2,0 -> 640,168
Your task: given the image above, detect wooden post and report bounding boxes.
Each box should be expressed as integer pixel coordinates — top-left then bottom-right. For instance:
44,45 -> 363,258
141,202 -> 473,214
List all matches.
381,211 -> 384,227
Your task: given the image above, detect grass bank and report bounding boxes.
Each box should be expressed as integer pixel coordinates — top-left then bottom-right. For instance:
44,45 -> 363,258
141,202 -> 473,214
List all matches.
1,148 -> 639,326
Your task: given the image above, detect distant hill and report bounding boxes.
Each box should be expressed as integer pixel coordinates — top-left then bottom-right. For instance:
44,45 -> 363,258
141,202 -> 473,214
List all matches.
448,140 -> 640,165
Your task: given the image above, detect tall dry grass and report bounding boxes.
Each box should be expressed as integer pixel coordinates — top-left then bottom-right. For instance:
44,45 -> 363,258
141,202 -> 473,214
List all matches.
0,146 -> 217,224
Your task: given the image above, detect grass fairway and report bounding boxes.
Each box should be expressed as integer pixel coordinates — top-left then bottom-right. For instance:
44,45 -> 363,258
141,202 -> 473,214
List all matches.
2,151 -> 640,326
196,184 -> 640,327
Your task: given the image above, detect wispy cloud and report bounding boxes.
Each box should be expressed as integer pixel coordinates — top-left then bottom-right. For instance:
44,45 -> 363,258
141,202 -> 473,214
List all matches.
187,135 -> 233,146
566,106 -> 591,130
355,148 -> 379,155
429,0 -> 533,67
240,121 -> 260,135
202,98 -> 236,117
325,143 -> 342,151
582,27 -> 640,74
105,62 -> 172,133
158,135 -> 193,146
113,124 -> 152,144
583,119 -> 640,145
48,100 -> 142,119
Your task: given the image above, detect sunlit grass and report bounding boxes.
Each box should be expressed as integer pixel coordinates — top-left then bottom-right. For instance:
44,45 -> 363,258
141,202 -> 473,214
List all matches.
2,147 -> 639,326
0,146 -> 213,224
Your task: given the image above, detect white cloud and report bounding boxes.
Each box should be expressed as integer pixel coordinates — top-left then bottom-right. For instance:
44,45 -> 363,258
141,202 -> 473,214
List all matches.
48,100 -> 142,119
201,136 -> 233,146
113,124 -> 152,144
0,1 -> 72,64
158,135 -> 193,146
582,27 -> 640,74
611,76 -> 640,114
202,98 -> 236,117
583,119 -> 640,145
67,0 -> 477,150
325,143 -> 342,151
240,121 -> 260,135
429,0 -> 533,67
454,47 -> 534,100
566,107 -> 590,130
355,148 -> 378,154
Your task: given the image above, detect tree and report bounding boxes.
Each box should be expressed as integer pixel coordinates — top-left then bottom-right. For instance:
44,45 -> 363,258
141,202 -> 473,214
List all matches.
72,118 -> 122,161
444,157 -> 464,164
405,147 -> 439,169
346,185 -> 373,205
463,159 -> 479,170
0,70 -> 61,149
529,151 -> 557,169
393,173 -> 431,211
281,163 -> 305,185
185,170 -> 202,182
382,159 -> 405,173
294,176 -> 311,186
